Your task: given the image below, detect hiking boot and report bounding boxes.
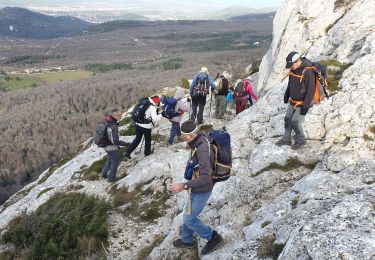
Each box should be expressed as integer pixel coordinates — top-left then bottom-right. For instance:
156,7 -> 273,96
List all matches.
291,140 -> 307,150
173,239 -> 197,249
201,231 -> 224,255
275,139 -> 292,147
99,173 -> 107,179
107,176 -> 121,183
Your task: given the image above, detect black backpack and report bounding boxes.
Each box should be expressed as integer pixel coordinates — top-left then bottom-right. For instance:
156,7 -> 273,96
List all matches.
192,72 -> 210,97
93,119 -> 111,147
132,97 -> 153,124
234,81 -> 247,97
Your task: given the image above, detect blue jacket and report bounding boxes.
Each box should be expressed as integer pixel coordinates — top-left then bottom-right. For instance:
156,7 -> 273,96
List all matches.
226,91 -> 233,103
189,73 -> 216,96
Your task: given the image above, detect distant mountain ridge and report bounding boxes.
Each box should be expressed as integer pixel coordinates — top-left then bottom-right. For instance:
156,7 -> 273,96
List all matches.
0,7 -> 276,39
206,6 -> 276,20
0,7 -> 90,39
230,12 -> 276,21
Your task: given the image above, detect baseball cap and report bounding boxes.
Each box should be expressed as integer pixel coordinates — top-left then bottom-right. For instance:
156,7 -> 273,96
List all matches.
285,51 -> 301,69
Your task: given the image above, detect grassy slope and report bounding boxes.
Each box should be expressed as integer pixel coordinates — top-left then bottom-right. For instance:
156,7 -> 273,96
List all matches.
0,70 -> 93,91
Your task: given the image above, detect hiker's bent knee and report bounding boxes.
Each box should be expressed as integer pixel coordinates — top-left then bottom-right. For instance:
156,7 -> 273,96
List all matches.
290,119 -> 299,130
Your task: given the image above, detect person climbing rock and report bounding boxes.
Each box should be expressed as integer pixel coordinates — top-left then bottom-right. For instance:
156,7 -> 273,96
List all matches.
234,79 -> 248,114
165,87 -> 190,145
276,51 -> 316,149
99,108 -> 131,182
226,87 -> 235,113
244,76 -> 258,106
125,95 -> 162,159
214,71 -> 229,119
189,67 -> 217,124
169,120 -> 224,255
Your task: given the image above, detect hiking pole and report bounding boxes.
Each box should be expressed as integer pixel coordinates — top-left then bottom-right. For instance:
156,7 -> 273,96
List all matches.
135,136 -> 144,155
188,97 -> 192,119
152,129 -> 159,153
209,93 -> 212,118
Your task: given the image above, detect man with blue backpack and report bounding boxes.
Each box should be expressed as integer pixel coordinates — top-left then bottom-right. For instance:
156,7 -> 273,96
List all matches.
170,120 -> 232,255
161,87 -> 190,145
189,67 -> 217,125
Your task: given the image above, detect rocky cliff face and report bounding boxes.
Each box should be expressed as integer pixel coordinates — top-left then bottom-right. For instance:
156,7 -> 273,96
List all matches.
1,0 -> 374,259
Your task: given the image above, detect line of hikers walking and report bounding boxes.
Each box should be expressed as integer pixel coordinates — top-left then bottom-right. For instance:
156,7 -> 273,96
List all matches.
93,51 -> 329,255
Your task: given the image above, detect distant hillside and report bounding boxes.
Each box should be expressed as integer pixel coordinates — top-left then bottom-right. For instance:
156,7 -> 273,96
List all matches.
0,7 -> 90,39
230,12 -> 276,21
206,6 -> 276,20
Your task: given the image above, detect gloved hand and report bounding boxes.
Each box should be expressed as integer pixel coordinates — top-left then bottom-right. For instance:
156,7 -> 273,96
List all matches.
213,89 -> 218,95
300,106 -> 309,115
161,110 -> 166,117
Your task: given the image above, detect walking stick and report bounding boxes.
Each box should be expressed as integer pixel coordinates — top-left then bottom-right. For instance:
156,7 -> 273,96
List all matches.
135,136 -> 144,155
209,73 -> 220,118
151,129 -> 159,153
209,93 -> 212,118
188,97 -> 192,119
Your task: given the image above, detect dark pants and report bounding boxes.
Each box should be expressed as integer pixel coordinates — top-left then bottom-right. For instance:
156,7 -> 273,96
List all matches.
247,94 -> 253,106
191,96 -> 206,124
282,105 -> 306,144
101,150 -> 120,181
168,121 -> 181,145
235,96 -> 248,114
126,125 -> 152,156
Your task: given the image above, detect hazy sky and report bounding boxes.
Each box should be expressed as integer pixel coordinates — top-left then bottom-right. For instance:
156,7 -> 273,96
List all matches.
0,0 -> 283,9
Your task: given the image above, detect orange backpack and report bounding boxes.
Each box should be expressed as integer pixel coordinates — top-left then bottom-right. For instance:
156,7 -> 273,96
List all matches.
289,62 -> 329,105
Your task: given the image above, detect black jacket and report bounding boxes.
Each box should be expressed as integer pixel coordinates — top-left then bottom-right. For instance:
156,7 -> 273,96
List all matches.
104,116 -> 129,151
284,58 -> 316,111
217,77 -> 229,96
185,134 -> 214,193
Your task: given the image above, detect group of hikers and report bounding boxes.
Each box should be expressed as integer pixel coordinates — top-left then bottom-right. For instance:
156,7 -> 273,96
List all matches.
93,51 -> 328,255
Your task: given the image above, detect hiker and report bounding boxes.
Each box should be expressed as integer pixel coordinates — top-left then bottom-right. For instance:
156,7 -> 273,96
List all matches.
214,71 -> 229,119
189,67 -> 217,124
225,87 -> 235,112
99,108 -> 131,182
125,95 -> 162,159
276,51 -> 316,149
234,79 -> 248,114
163,87 -> 190,145
169,120 -> 224,255
244,76 -> 258,106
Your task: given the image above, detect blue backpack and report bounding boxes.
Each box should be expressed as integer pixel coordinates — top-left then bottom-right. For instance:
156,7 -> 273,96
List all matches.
209,128 -> 232,182
162,97 -> 179,119
192,72 -> 210,97
184,129 -> 232,182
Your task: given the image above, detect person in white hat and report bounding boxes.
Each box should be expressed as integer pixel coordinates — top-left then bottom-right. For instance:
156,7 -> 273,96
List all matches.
214,71 -> 229,119
189,67 -> 217,124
